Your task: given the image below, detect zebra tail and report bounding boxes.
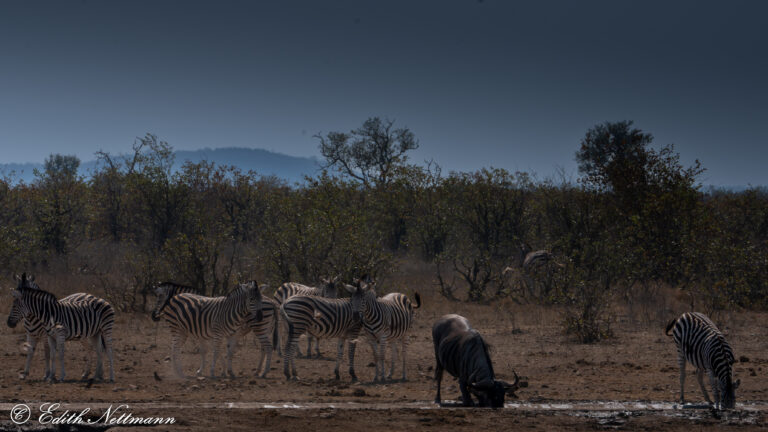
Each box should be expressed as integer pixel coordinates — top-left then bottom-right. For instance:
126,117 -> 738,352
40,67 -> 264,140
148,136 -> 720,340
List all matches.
664,318 -> 677,336
413,292 -> 422,309
272,305 -> 280,349
280,305 -> 293,345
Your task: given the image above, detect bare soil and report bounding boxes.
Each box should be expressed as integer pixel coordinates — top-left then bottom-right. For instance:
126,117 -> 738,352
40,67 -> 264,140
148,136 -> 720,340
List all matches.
1,289 -> 766,431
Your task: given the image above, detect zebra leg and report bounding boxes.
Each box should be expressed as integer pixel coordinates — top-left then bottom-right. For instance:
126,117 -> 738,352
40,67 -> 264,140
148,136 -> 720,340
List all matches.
171,332 -> 188,378
695,369 -> 711,404
22,333 -> 37,380
348,338 -> 358,382
210,339 -> 223,378
696,369 -> 713,405
225,337 -> 236,378
197,341 -> 209,377
81,338 -> 96,380
388,342 -> 397,381
366,339 -> 380,381
102,331 -> 115,383
707,370 -> 720,409
678,352 -> 686,404
400,339 -> 408,381
334,339 -> 345,380
44,336 -> 56,382
378,336 -> 389,382
257,334 -> 272,378
283,334 -> 299,380
93,335 -> 105,381
57,331 -> 66,382
304,336 -> 313,359
314,336 -> 321,358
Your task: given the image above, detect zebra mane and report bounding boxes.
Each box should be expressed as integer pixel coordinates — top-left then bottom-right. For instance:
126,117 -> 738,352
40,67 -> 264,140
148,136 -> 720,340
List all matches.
158,281 -> 197,291
15,286 -> 57,303
225,281 -> 256,298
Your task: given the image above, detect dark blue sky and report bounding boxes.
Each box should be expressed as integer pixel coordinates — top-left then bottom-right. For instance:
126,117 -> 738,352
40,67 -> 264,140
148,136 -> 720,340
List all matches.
1,0 -> 766,186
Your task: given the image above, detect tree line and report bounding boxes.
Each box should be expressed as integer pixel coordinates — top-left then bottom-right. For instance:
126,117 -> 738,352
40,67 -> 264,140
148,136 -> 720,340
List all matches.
1,119 -> 766,342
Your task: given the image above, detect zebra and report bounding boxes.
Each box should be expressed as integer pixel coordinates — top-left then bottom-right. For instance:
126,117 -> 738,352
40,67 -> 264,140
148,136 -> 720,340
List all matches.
665,312 -> 740,409
348,278 -> 421,382
152,281 -> 278,377
273,278 -> 338,358
9,273 -> 115,382
160,281 -> 265,378
280,285 -> 363,381
7,285 -> 99,380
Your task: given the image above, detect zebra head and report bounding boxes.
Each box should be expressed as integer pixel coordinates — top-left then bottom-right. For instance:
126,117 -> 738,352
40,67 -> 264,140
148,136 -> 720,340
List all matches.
8,273 -> 38,328
152,282 -> 179,321
346,276 -> 376,322
9,286 -> 52,327
244,280 -> 265,322
15,272 -> 38,290
318,276 -> 340,298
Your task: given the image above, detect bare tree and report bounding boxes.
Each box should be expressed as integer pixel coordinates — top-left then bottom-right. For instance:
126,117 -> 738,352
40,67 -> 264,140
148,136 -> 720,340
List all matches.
316,117 -> 418,188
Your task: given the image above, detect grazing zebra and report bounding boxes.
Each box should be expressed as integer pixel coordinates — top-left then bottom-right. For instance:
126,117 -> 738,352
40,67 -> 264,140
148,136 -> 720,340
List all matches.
152,281 -> 278,377
665,312 -> 740,409
349,278 -> 421,382
280,286 -> 363,381
161,281 -> 265,378
273,278 -> 338,357
9,273 -> 115,382
7,286 -> 99,380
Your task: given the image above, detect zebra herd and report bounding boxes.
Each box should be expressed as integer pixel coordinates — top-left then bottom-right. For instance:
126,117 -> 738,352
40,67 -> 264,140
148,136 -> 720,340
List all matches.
5,273 -> 740,410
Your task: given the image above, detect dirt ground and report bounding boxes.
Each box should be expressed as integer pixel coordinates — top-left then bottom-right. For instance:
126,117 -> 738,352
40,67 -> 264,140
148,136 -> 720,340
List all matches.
1,287 -> 766,431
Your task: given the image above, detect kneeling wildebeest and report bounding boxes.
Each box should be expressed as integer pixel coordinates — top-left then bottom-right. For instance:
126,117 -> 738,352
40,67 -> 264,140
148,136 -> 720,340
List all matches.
432,314 -> 518,407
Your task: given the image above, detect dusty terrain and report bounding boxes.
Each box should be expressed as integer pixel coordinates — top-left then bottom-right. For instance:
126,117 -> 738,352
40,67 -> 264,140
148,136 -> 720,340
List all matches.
1,287 -> 766,431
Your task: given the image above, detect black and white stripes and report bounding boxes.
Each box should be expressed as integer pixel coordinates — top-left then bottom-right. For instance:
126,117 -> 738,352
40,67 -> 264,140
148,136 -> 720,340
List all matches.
9,273 -> 115,382
280,289 -> 363,381
160,281 -> 264,378
152,281 -> 279,378
665,312 -> 739,409
273,279 -> 338,357
349,279 -> 421,381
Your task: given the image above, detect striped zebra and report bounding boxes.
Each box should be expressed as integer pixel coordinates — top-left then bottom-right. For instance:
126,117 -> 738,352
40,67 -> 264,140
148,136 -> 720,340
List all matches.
273,278 -> 338,358
7,285 -> 99,380
665,312 -> 740,409
152,281 -> 278,377
349,278 -> 421,382
161,281 -> 265,378
280,285 -> 363,381
9,273 -> 115,382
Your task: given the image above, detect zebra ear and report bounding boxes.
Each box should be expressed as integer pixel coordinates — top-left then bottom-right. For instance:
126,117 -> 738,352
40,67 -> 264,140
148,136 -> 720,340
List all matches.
259,283 -> 269,293
344,283 -> 357,294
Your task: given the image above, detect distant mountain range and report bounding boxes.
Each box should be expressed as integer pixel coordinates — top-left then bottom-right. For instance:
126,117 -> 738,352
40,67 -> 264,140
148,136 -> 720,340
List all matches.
0,147 -> 322,184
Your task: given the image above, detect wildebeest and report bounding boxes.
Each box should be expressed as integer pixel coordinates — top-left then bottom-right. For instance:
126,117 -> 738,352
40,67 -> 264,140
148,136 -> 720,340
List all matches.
432,314 -> 518,407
